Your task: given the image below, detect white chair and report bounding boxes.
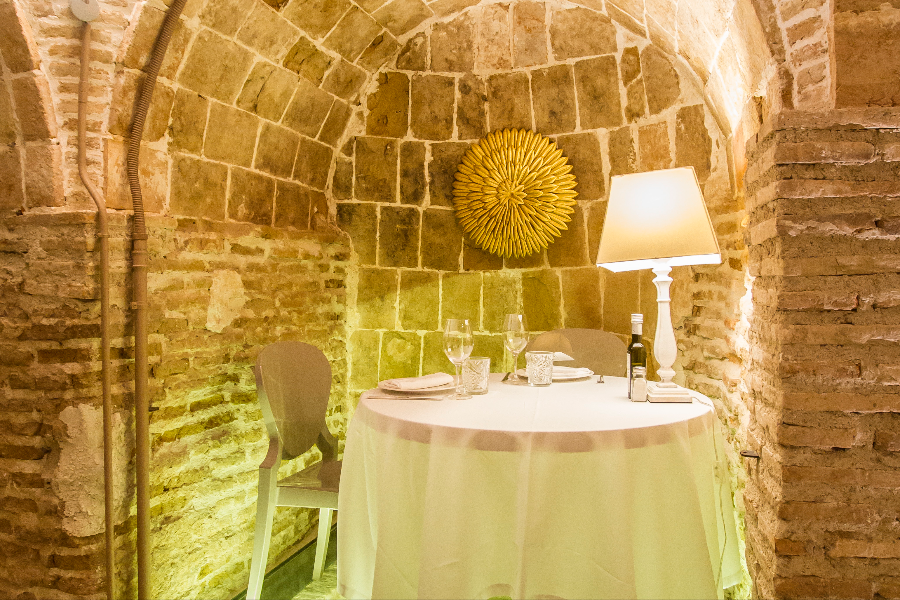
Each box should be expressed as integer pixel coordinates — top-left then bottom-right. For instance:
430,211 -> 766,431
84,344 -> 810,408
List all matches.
246,342 -> 340,600
527,328 -> 630,376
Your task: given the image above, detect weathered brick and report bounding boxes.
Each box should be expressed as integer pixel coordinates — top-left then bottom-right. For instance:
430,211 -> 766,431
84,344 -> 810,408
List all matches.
169,155 -> 227,220
322,7 -> 382,62
780,425 -> 856,449
550,7 -> 616,60
254,123 -> 300,179
531,65 -> 576,135
366,72 -> 409,138
396,32 -> 428,70
411,75 -> 455,141
641,46 -> 680,115
457,75 -> 486,140
512,1 -> 547,68
422,208 -> 462,271
431,12 -> 474,72
357,268 -> 397,329
177,30 -> 254,103
574,56 -> 622,129
400,141 -> 426,205
476,3 -> 511,71
282,0 -> 350,39
487,72 -> 532,131
322,60 -> 367,101
428,142 -> 470,207
293,137 -> 333,191
281,76 -> 333,137
203,103 -> 258,167
638,121 -> 671,171
229,168 -> 275,226
282,36 -> 333,85
378,205 -> 420,268
372,0 -> 433,37
355,137 -> 398,202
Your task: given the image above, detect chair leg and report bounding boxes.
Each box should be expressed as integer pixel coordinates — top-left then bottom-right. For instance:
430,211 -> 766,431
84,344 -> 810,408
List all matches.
312,508 -> 334,580
247,467 -> 278,600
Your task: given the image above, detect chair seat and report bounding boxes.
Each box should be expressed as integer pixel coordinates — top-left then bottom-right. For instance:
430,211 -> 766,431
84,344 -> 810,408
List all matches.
280,459 -> 341,494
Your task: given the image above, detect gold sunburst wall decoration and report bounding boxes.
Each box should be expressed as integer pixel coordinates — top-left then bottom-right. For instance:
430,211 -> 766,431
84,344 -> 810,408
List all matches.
452,129 -> 578,258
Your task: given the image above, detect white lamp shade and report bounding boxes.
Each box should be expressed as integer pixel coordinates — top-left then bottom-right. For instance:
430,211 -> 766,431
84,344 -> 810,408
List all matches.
595,167 -> 721,272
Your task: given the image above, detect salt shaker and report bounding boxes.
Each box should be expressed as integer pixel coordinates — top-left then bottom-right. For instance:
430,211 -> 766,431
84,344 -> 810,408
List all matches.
631,366 -> 648,402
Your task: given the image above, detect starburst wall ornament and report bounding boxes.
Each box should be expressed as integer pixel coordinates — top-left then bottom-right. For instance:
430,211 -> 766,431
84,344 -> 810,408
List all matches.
452,128 -> 578,258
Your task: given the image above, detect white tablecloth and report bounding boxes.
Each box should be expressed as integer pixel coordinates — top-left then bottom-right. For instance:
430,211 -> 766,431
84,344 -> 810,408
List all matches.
337,375 -> 742,600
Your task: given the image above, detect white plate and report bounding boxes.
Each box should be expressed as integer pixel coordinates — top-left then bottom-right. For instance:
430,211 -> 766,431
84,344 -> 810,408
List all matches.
516,369 -> 594,381
376,383 -> 455,395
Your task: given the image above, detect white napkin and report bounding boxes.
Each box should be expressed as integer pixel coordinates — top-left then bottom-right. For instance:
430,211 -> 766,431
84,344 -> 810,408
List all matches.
379,372 -> 454,391
552,366 -> 593,377
553,352 -> 574,362
516,366 -> 594,378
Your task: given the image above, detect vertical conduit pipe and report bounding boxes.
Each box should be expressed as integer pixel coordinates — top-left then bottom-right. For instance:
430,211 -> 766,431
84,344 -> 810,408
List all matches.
126,0 -> 186,597
76,21 -> 115,600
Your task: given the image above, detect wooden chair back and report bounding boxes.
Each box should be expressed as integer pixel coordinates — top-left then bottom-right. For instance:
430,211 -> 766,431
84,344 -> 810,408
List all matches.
527,328 -> 628,376
253,341 -> 332,460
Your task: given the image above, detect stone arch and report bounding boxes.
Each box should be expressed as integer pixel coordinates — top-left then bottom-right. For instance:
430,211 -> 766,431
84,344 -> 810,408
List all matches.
104,0 -> 784,230
0,0 -> 62,213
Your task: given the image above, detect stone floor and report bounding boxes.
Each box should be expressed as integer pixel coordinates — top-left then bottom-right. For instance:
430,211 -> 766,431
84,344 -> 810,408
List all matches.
291,560 -> 339,600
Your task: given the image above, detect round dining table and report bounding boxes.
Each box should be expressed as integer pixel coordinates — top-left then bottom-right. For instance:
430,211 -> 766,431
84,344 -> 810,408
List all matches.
337,374 -> 742,600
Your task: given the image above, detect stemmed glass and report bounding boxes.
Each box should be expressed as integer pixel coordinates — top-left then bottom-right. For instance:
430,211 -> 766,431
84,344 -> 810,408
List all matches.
503,314 -> 529,385
443,318 -> 474,400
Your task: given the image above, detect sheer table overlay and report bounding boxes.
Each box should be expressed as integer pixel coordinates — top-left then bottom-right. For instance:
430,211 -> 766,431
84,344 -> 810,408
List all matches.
337,374 -> 742,600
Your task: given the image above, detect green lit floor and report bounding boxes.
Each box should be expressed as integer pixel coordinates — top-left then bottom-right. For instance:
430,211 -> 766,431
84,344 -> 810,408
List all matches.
234,528 -> 341,600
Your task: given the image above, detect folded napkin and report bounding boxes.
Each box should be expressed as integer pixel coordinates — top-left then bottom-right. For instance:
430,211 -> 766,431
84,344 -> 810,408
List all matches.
551,366 -> 593,377
379,372 -> 454,391
516,366 -> 593,378
553,352 -> 574,362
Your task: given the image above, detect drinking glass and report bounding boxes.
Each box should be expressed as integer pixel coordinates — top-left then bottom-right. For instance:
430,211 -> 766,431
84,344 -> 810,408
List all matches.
462,357 -> 491,394
525,350 -> 554,386
502,314 -> 529,385
443,318 -> 474,400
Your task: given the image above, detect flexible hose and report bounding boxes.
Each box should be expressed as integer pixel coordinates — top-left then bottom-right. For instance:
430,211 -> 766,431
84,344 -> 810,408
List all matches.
76,22 -> 114,600
125,0 -> 187,598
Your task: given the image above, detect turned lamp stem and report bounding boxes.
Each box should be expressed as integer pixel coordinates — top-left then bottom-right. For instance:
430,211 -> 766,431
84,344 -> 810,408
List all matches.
651,265 -> 678,386
647,264 -> 692,401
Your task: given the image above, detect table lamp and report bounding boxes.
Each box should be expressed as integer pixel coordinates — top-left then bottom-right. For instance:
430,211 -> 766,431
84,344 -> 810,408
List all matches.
596,167 -> 720,402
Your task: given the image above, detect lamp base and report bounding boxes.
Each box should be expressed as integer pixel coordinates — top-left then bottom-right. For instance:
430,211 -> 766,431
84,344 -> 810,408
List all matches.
647,381 -> 693,403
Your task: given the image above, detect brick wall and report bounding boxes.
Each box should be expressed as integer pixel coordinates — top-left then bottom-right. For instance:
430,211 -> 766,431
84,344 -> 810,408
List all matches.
743,108 -> 900,599
0,210 -> 350,598
834,1 -> 900,108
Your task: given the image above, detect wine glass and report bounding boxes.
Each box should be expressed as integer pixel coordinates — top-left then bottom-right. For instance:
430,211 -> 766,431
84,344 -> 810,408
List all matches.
503,314 -> 529,385
443,318 -> 474,400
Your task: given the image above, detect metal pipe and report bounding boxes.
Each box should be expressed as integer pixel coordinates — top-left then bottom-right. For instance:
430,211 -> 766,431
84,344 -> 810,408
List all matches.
125,0 -> 186,597
76,21 -> 114,600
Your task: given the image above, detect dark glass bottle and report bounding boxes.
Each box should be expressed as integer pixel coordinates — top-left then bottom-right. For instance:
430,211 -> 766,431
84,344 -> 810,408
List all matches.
627,314 -> 647,399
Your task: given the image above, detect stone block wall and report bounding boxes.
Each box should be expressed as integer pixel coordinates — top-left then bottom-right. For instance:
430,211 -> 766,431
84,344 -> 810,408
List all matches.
0,0 -> 63,213
101,0 -> 401,227
743,109 -> 900,599
335,1 -> 742,411
0,210 -> 350,599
